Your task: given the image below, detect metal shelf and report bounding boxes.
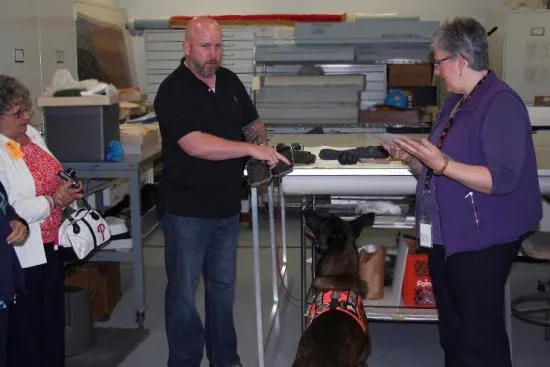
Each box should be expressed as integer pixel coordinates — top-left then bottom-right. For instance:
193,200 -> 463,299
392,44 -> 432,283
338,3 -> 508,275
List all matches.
62,148 -> 161,329
297,196 -> 436,329
364,303 -> 438,322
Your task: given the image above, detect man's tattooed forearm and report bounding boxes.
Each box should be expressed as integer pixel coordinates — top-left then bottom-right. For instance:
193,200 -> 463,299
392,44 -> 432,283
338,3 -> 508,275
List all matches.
242,121 -> 267,145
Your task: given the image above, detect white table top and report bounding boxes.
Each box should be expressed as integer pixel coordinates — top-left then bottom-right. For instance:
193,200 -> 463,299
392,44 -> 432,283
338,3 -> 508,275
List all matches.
269,133 -> 550,175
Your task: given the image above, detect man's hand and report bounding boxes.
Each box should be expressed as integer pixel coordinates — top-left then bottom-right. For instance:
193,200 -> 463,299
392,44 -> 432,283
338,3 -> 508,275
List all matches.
7,219 -> 28,245
249,145 -> 290,169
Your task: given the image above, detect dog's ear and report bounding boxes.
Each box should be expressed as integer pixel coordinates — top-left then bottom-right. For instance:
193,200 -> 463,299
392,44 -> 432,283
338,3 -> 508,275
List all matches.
350,212 -> 375,239
302,209 -> 324,239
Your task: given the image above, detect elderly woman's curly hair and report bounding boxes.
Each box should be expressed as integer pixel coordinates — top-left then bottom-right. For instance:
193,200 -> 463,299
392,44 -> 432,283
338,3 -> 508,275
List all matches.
0,75 -> 32,117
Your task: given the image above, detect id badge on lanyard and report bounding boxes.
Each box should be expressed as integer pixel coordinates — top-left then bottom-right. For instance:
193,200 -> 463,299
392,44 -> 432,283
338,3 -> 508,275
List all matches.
419,188 -> 433,248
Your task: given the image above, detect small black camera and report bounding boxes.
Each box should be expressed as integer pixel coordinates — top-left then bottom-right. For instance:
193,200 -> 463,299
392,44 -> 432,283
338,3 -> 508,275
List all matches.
58,168 -> 80,189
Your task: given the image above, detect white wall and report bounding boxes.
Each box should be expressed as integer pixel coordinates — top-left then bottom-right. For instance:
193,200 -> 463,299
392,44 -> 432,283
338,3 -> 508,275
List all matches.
119,0 -> 507,91
0,0 -> 77,127
0,0 -> 42,118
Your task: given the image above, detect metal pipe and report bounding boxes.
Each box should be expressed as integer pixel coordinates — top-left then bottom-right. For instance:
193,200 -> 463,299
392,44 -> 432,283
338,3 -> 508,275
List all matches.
126,17 -> 171,33
267,183 -> 279,303
251,187 -> 265,367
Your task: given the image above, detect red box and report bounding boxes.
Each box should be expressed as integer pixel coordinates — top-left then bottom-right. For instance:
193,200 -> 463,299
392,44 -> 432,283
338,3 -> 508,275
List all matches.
402,254 -> 436,308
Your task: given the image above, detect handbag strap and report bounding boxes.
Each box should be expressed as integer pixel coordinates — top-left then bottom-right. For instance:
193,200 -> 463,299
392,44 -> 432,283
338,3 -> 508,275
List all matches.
64,198 -> 93,223
78,197 -> 92,210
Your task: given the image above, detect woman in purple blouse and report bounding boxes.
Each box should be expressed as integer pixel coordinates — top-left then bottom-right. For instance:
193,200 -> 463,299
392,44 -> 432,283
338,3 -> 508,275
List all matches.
381,17 -> 542,367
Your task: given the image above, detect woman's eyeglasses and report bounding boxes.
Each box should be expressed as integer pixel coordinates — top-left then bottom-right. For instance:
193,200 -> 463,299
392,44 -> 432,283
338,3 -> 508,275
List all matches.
433,56 -> 453,68
3,107 -> 32,119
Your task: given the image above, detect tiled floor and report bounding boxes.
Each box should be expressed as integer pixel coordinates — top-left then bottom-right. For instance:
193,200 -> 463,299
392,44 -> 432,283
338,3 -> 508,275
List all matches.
97,215 -> 550,366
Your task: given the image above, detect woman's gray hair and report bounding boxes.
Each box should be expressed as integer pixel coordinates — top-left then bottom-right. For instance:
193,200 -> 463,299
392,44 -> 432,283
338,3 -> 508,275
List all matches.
432,17 -> 489,71
0,75 -> 31,117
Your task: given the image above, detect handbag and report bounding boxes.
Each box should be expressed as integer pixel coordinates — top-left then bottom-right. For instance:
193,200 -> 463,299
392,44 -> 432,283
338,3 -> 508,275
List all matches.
58,199 -> 111,259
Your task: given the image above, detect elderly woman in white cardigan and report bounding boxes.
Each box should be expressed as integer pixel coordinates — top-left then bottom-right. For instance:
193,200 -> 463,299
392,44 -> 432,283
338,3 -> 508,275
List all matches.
0,75 -> 83,367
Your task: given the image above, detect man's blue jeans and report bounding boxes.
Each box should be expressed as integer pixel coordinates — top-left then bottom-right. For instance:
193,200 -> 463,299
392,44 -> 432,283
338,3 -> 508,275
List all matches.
162,214 -> 241,367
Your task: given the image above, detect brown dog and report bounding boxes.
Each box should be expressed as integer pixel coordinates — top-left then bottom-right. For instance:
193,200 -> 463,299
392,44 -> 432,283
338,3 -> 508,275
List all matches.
292,210 -> 375,367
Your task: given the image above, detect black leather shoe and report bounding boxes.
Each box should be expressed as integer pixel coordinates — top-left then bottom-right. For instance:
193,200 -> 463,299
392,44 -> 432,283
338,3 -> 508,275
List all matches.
246,159 -> 272,187
319,146 -> 389,161
272,144 -> 294,177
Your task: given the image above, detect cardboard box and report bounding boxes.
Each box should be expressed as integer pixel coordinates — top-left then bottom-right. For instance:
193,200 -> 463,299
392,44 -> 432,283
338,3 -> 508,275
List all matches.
118,89 -> 147,104
358,109 -> 423,124
66,262 -> 121,321
37,94 -> 118,107
120,123 -> 161,156
534,96 -> 550,106
119,101 -> 147,118
388,63 -> 434,87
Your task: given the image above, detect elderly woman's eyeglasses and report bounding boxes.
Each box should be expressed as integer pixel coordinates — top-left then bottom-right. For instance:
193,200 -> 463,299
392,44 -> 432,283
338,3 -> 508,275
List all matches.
3,107 -> 32,119
433,56 -> 453,68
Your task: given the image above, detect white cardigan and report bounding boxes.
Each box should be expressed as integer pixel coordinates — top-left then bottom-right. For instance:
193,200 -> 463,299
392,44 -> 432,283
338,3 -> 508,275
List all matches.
0,125 -> 57,268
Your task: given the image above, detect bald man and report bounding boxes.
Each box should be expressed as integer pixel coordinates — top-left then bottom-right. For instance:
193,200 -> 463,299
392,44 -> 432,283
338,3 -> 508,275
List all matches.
154,17 -> 287,367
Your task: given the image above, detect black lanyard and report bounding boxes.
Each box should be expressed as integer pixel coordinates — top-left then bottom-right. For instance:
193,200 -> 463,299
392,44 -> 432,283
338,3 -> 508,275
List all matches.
423,73 -> 488,191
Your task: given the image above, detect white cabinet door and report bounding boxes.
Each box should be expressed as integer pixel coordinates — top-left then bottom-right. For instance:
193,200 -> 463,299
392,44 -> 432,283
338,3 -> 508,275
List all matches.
37,0 -> 78,93
0,0 -> 76,127
503,11 -> 550,103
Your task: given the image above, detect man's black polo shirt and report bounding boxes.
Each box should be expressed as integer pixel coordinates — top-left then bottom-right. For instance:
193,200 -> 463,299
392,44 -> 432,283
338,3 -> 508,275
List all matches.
154,59 -> 258,218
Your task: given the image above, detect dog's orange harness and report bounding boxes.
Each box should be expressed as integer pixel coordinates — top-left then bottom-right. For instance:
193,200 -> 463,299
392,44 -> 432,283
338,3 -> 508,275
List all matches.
306,289 -> 367,332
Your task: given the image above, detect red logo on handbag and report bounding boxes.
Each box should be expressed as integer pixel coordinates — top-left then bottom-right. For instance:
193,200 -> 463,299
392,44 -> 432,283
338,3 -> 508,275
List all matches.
97,223 -> 106,241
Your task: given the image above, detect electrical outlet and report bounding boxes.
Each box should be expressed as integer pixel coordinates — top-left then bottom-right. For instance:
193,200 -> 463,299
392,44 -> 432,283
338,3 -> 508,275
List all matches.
13,48 -> 24,63
55,50 -> 65,64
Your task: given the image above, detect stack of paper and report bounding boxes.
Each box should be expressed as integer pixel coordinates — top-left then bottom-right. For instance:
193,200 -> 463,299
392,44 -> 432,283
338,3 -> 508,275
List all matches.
119,123 -> 161,156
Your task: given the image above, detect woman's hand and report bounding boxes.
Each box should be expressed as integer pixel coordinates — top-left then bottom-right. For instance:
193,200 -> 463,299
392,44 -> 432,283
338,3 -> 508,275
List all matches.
393,137 -> 447,173
7,219 -> 28,245
52,181 -> 84,209
379,140 -> 414,165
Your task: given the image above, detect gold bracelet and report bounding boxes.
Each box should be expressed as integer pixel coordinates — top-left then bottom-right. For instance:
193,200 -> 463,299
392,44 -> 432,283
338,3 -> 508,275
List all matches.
434,154 -> 449,176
